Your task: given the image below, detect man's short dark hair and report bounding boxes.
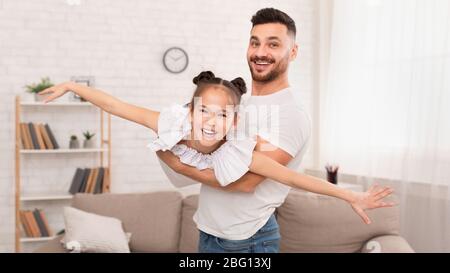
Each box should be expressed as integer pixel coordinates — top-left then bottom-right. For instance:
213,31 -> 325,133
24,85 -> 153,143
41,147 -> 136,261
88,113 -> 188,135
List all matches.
251,8 -> 296,37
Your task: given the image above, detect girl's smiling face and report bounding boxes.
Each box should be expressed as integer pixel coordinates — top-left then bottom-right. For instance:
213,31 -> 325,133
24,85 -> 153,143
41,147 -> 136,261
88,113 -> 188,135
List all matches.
190,86 -> 237,153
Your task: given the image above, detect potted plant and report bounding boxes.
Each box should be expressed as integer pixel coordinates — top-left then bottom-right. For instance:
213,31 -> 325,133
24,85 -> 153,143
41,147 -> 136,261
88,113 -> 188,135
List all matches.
69,135 -> 80,149
83,131 -> 96,149
25,77 -> 54,102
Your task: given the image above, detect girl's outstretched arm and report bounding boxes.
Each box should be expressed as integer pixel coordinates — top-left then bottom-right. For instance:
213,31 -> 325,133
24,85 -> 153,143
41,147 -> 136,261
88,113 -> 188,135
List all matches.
249,151 -> 396,224
38,82 -> 159,132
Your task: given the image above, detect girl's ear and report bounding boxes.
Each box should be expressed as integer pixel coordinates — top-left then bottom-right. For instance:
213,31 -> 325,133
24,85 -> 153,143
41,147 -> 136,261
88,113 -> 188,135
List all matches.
233,113 -> 240,127
188,109 -> 193,122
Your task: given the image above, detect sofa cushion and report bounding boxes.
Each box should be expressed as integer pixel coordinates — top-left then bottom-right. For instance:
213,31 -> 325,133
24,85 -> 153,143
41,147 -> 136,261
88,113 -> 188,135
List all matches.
63,206 -> 130,253
178,194 -> 199,253
277,189 -> 400,253
71,191 -> 183,252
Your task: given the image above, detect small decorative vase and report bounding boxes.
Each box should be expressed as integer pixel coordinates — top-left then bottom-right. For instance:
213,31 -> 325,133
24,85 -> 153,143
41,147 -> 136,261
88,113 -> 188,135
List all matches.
34,93 -> 49,102
69,139 -> 80,149
83,139 -> 95,149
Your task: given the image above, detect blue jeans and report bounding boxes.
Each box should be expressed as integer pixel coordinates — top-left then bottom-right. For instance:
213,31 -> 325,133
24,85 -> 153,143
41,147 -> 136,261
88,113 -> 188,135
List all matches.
198,214 -> 280,253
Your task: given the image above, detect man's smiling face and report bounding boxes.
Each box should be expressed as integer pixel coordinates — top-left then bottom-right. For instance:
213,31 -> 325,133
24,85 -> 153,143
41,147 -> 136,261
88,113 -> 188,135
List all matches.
247,23 -> 296,83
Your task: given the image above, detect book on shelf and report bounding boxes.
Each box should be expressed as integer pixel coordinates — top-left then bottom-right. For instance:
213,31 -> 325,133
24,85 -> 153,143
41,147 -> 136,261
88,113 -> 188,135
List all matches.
38,124 -> 54,149
27,123 -> 39,149
19,209 -> 53,238
25,210 -> 40,237
19,122 -> 59,150
85,168 -> 96,194
33,209 -> 49,237
44,123 -> 60,149
33,123 -> 46,149
68,168 -> 85,194
19,211 -> 33,237
79,168 -> 90,193
20,123 -> 32,149
94,167 -> 105,194
68,167 -> 109,195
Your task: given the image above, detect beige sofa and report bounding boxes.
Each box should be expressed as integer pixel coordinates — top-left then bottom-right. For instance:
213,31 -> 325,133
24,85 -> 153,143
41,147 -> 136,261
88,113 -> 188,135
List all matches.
35,189 -> 414,253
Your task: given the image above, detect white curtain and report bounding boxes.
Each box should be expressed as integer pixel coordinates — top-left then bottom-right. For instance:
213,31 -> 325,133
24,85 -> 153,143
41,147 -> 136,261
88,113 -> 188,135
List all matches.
321,0 -> 450,252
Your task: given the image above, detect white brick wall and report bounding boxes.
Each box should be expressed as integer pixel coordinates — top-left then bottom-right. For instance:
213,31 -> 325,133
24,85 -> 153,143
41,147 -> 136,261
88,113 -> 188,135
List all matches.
0,0 -> 318,252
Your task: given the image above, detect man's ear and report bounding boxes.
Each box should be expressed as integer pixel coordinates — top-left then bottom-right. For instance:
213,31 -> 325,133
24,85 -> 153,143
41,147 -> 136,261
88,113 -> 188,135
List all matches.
289,43 -> 299,61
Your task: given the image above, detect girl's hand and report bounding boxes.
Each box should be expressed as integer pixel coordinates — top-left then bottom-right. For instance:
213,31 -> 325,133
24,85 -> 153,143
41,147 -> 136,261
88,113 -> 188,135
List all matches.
349,184 -> 396,224
156,150 -> 184,173
38,82 -> 75,103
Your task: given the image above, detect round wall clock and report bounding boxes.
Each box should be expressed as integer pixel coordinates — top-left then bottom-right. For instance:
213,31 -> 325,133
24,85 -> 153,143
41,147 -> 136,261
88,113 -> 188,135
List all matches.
163,47 -> 189,74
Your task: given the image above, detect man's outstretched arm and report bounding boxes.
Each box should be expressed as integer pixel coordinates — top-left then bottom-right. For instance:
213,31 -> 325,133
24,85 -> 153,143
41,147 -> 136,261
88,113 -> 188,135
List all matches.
156,137 -> 293,193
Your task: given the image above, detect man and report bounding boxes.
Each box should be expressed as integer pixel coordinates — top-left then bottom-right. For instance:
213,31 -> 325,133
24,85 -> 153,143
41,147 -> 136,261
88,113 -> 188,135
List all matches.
156,8 -> 311,253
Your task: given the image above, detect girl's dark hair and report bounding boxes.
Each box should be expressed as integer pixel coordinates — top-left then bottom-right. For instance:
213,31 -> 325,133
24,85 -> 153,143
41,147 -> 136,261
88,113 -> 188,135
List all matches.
189,71 -> 247,112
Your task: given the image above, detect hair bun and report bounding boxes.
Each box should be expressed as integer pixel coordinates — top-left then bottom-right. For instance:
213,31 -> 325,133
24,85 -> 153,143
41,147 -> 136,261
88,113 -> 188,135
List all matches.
193,71 -> 215,85
230,77 -> 247,95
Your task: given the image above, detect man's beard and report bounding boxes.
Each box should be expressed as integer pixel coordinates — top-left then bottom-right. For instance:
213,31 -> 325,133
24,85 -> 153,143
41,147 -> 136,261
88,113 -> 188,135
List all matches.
248,55 -> 289,83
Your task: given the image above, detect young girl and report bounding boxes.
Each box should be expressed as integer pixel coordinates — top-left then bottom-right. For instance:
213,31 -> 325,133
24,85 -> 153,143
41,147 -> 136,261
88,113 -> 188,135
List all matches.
39,71 -> 395,226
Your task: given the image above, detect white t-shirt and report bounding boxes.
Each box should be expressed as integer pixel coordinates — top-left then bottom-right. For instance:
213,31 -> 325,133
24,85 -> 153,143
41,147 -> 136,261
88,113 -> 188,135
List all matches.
151,88 -> 311,240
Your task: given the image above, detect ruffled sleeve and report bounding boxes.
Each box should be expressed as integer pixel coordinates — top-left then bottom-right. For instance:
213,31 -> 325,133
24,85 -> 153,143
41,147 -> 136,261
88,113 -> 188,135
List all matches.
210,137 -> 257,186
147,104 -> 191,152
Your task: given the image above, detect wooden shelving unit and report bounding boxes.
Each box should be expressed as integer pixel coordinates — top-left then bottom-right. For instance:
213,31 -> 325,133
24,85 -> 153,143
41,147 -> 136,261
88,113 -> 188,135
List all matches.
20,195 -> 74,202
20,148 -> 108,154
14,96 -> 112,252
20,236 -> 58,243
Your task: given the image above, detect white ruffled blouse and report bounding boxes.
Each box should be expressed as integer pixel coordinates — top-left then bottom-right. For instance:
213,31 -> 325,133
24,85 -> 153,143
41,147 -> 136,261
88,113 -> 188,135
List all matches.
147,104 -> 257,186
